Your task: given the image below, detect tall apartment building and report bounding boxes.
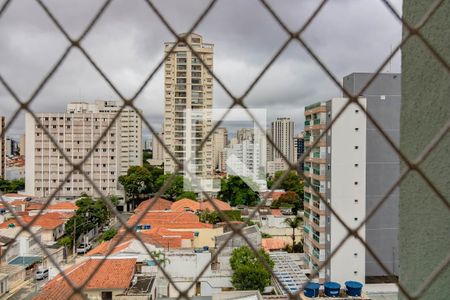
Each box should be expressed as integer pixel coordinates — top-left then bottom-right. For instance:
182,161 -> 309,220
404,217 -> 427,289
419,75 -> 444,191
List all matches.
236,128 -> 253,143
226,137 -> 266,191
19,134 -> 25,156
5,138 -> 18,157
163,33 -> 214,178
25,101 -> 142,199
144,138 -> 152,151
67,101 -> 143,174
0,116 -> 5,178
270,118 -> 295,163
293,132 -> 305,172
343,73 -> 401,278
212,128 -> 228,171
303,73 -> 401,284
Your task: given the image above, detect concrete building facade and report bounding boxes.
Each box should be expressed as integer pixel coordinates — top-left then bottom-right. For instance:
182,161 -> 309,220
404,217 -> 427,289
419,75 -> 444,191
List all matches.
270,117 -> 295,163
67,100 -> 143,174
303,98 -> 367,285
343,73 -> 401,278
212,127 -> 227,171
303,72 -> 401,284
25,101 -> 142,199
163,33 -> 214,178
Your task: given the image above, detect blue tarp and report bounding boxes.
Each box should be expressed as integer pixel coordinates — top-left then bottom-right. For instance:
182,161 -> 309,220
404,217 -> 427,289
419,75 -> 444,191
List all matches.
8,256 -> 42,267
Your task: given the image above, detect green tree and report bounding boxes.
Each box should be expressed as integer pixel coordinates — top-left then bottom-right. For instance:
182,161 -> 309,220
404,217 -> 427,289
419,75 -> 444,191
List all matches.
218,176 -> 260,206
64,195 -> 111,243
150,250 -> 170,267
100,228 -> 118,242
155,174 -> 185,200
0,178 -> 25,193
199,209 -> 220,224
269,170 -> 304,197
229,246 -> 274,292
271,191 -> 302,213
176,191 -> 197,201
284,216 -> 302,249
119,166 -> 153,201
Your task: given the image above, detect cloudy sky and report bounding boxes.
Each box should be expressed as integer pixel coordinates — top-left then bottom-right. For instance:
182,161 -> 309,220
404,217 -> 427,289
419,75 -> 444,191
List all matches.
0,0 -> 402,138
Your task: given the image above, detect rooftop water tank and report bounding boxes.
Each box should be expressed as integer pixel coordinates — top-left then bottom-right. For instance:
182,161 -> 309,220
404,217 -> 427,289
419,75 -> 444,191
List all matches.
345,281 -> 363,296
324,281 -> 341,297
304,282 -> 320,298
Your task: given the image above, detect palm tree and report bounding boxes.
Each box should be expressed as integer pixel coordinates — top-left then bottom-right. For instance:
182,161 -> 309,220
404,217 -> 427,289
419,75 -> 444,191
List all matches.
284,216 -> 302,248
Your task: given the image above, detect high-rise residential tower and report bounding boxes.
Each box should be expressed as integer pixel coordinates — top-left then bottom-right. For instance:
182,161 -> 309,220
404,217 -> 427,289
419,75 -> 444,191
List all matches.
270,117 -> 295,163
303,73 -> 401,284
163,33 -> 214,178
212,127 -> 228,171
343,73 -> 401,278
25,101 -> 142,199
67,100 -> 143,174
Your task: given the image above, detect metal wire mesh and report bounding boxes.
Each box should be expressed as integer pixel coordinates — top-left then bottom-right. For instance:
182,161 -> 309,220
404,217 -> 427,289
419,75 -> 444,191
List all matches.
0,0 -> 448,299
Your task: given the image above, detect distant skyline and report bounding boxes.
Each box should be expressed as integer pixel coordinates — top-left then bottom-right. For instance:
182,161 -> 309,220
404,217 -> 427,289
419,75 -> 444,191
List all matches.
0,0 -> 402,137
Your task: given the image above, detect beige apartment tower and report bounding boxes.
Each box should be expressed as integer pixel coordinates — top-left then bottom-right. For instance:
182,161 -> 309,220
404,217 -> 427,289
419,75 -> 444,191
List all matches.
270,117 -> 295,163
25,101 -> 142,199
163,33 -> 214,177
212,127 -> 228,171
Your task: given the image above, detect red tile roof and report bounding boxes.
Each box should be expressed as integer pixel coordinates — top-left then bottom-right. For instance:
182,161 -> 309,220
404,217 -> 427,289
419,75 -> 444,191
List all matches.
87,228 -> 194,255
127,210 -> 213,231
34,258 -> 136,300
0,212 -> 69,230
25,203 -> 44,211
171,198 -> 231,212
47,202 -> 78,211
262,238 -> 288,251
135,197 -> 173,212
261,191 -> 286,200
271,209 -> 282,216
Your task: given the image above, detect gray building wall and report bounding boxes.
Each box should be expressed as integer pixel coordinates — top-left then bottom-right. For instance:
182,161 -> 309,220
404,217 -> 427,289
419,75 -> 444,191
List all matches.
400,1 -> 450,299
343,73 -> 401,277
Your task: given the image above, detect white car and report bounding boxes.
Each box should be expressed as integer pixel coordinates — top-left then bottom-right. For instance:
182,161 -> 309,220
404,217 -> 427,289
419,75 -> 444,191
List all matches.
35,268 -> 49,280
76,242 -> 92,254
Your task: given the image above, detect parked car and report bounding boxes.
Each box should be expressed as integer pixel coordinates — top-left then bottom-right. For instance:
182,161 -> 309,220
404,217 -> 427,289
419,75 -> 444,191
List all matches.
76,242 -> 92,254
35,268 -> 49,280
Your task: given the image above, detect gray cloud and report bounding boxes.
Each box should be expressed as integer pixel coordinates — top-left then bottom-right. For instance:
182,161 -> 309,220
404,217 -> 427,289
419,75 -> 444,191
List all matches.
0,0 -> 402,137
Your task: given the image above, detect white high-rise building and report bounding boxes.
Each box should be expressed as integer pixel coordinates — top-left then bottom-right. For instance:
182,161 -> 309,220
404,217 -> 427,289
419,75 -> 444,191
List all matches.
270,117 -> 295,163
67,100 -> 143,174
163,33 -> 214,178
212,128 -> 228,171
303,98 -> 367,285
25,101 -> 142,199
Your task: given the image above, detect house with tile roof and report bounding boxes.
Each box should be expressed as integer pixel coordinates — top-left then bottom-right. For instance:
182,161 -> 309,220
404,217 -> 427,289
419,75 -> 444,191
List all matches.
171,198 -> 232,212
0,212 -> 69,244
34,257 -> 154,300
128,210 -> 223,248
45,201 -> 78,213
135,197 -> 173,213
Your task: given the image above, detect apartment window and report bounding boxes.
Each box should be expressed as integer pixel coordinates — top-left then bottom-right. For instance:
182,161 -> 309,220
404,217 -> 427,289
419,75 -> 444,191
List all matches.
355,128 -> 359,131
354,199 -> 358,203
354,146 -> 359,149
354,163 -> 359,167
